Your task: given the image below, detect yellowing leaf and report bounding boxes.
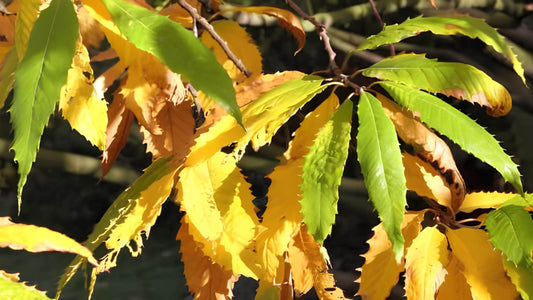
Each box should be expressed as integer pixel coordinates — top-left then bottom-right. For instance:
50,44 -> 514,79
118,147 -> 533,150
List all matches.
0,3 -> 16,62
15,0 -> 42,61
403,153 -> 452,211
445,227 -> 519,299
404,226 -> 449,300
60,41 -> 108,150
377,93 -> 465,214
158,3 -> 193,28
0,270 -> 52,300
200,20 -> 262,83
177,152 -> 260,278
357,211 -> 424,299
0,217 -> 97,266
219,5 -> 305,53
177,219 -> 239,300
502,255 -> 533,300
437,255 -> 473,300
98,166 -> 177,272
78,6 -> 105,49
459,192 -> 517,213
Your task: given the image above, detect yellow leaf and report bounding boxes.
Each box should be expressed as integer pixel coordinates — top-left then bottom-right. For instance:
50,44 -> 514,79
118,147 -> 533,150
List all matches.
459,192 -> 516,213
177,219 -> 239,300
378,93 -> 465,214
78,6 -> 105,49
0,270 -> 52,299
60,41 -> 107,150
177,152 -> 260,278
290,226 -> 346,299
445,227 -> 519,299
404,226 -> 450,300
15,0 -> 44,62
98,167 -> 177,272
437,255 -> 473,300
200,20 -> 262,84
403,153 -> 452,210
0,217 -> 97,266
357,211 -> 425,300
0,1 -> 16,62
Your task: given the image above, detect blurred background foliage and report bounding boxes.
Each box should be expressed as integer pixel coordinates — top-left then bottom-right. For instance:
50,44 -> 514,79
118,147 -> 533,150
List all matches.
0,0 -> 532,298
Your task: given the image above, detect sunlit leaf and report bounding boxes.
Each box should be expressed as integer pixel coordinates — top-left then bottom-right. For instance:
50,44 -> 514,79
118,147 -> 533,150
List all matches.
0,47 -> 17,109
14,0 -> 41,61
459,192 -> 517,213
404,226 -> 449,300
177,219 -> 239,299
177,152 -> 260,278
300,99 -> 352,244
485,205 -> 533,268
0,3 -> 15,63
255,94 -> 338,283
97,0 -> 242,124
445,227 -> 519,299
9,0 -> 78,208
200,20 -> 262,83
503,256 -> 533,300
377,93 -> 464,213
0,271 -> 52,300
365,53 -> 512,116
357,211 -> 424,299
358,16 -> 525,83
56,157 -> 175,298
218,5 -> 305,53
59,41 -> 107,150
0,217 -> 97,266
356,91 -> 406,261
436,255 -> 473,300
381,81 -> 523,195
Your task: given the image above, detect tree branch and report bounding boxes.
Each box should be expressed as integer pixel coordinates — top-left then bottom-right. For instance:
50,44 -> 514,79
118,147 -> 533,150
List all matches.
178,0 -> 252,77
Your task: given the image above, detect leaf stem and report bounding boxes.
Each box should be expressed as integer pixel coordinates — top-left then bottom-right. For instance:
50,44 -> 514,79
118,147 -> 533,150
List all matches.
285,0 -> 339,73
178,0 -> 252,77
368,0 -> 395,56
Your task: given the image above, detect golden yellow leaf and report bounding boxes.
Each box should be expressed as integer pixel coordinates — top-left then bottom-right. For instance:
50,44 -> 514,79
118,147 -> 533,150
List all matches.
459,191 -> 516,213
357,211 -> 425,300
436,255 -> 473,300
98,167 -> 177,272
60,41 -> 108,150
445,227 -> 519,299
158,3 -> 193,28
201,20 -> 262,84
78,6 -> 105,49
177,152 -> 260,278
0,217 -> 97,266
15,0 -> 43,62
0,1 -> 15,62
177,219 -> 239,300
404,226 -> 450,300
403,153 -> 452,210
377,93 -> 465,214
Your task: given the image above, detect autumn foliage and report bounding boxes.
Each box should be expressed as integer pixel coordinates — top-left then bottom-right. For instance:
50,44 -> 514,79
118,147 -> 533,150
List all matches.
0,0 -> 532,299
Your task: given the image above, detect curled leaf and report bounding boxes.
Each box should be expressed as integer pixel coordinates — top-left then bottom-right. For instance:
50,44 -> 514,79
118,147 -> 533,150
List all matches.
0,217 -> 97,266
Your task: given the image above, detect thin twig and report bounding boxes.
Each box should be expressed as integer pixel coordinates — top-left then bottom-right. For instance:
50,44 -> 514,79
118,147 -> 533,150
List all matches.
178,0 -> 252,77
286,0 -> 339,73
368,0 -> 395,56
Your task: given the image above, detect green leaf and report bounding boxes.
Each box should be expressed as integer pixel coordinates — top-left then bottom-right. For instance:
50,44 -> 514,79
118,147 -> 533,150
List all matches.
0,47 -> 17,109
56,157 -> 173,299
9,0 -> 78,208
358,16 -> 525,83
502,257 -> 533,300
485,205 -> 533,268
381,81 -> 523,195
300,99 -> 353,244
100,0 -> 242,124
363,53 -> 512,116
0,271 -> 52,300
356,91 -> 406,262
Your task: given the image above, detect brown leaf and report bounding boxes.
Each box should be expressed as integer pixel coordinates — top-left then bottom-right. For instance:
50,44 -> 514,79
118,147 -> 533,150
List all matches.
377,93 -> 465,215
101,86 -> 134,179
0,0 -> 16,62
158,2 -> 194,28
78,6 -> 105,49
219,6 -> 305,53
177,219 -> 239,300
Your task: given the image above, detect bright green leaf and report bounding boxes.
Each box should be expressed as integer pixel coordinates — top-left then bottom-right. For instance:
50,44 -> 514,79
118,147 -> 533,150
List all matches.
358,16 -> 525,83
363,53 -> 512,116
9,0 -> 78,208
300,99 -> 353,244
381,81 -> 523,195
56,157 -> 174,299
100,0 -> 242,124
356,91 -> 406,262
0,271 -> 52,300
485,205 -> 533,268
